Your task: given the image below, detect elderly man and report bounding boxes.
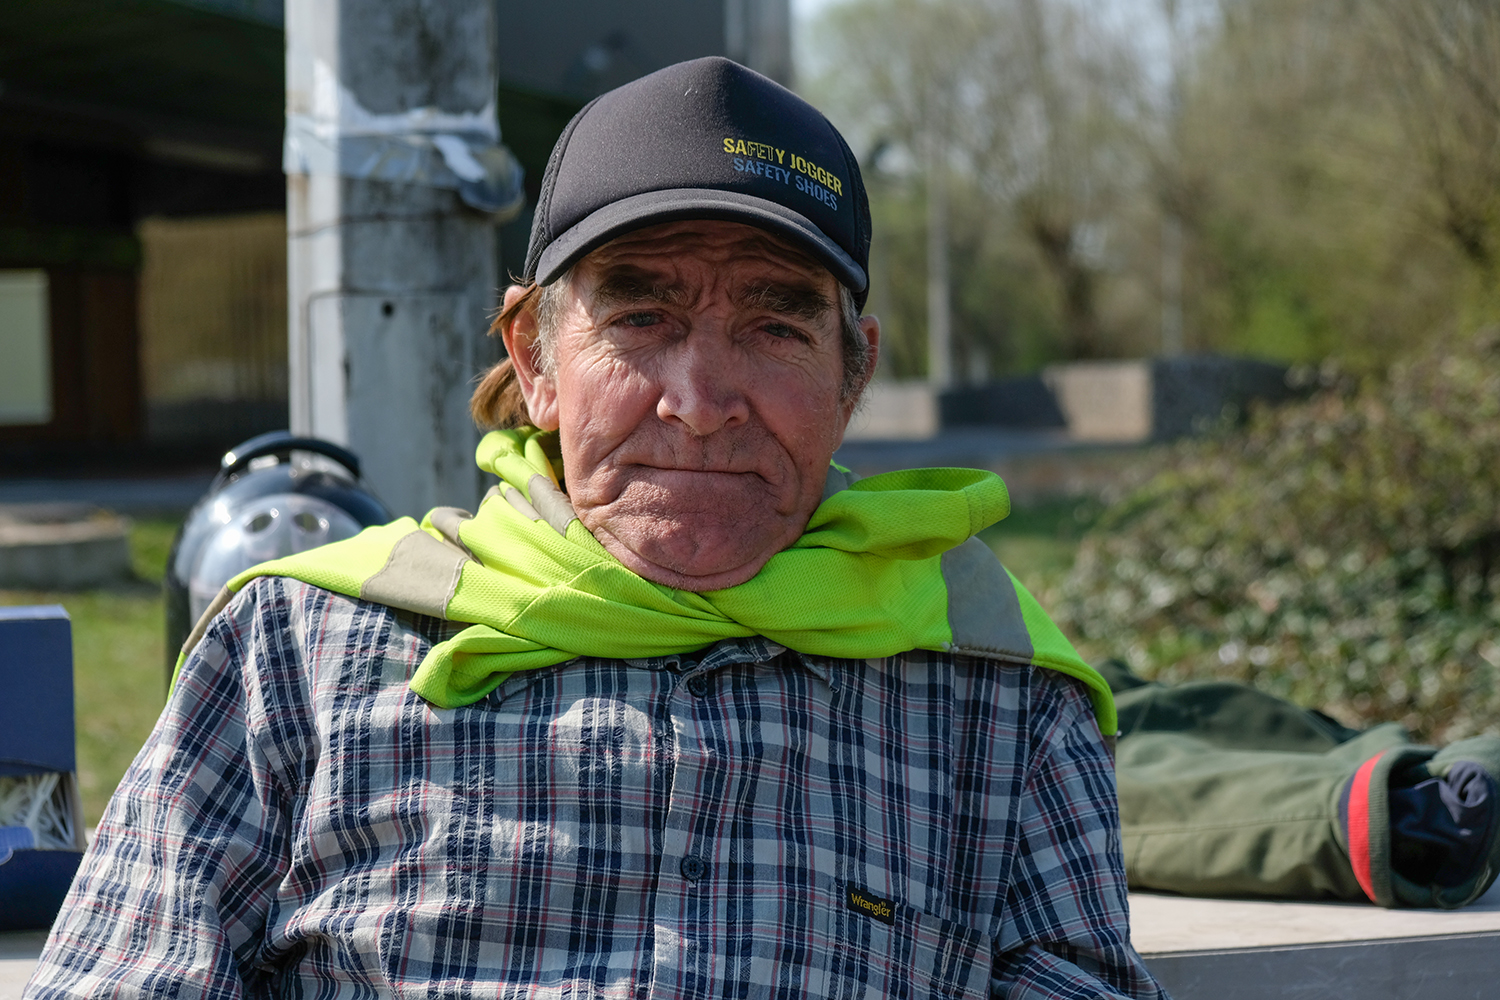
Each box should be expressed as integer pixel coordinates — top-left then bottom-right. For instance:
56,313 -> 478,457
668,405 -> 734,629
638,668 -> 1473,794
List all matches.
29,59 -> 1166,999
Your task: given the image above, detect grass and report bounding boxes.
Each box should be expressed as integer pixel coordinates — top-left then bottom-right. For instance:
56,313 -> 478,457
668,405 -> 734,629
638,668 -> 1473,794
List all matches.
1,519 -> 178,827
982,495 -> 1101,593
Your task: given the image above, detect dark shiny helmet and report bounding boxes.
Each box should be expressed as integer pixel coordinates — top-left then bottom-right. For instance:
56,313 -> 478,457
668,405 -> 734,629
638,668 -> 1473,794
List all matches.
164,432 -> 391,683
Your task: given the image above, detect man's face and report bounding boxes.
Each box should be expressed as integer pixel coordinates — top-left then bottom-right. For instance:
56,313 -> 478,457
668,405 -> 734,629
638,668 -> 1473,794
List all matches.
504,219 -> 878,592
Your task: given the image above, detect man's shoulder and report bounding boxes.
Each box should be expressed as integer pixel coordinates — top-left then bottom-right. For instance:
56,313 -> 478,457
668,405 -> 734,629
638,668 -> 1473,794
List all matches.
924,644 -> 1091,700
235,573 -> 456,626
201,575 -> 462,690
935,647 -> 1106,749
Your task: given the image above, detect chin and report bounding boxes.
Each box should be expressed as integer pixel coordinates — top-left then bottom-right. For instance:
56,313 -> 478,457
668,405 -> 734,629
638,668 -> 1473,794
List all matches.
577,485 -> 808,591
645,562 -> 769,593
604,531 -> 776,592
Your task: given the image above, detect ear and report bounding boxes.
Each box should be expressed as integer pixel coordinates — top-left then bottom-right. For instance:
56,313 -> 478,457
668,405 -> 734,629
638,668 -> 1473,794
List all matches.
499,284 -> 561,432
834,313 -> 881,447
857,314 -> 881,388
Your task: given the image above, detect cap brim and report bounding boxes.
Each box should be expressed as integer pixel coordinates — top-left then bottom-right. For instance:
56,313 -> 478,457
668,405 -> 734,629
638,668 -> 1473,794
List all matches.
532,188 -> 868,296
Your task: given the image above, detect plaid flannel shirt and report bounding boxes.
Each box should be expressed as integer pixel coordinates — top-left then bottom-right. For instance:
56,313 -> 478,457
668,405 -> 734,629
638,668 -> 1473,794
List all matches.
28,577 -> 1167,999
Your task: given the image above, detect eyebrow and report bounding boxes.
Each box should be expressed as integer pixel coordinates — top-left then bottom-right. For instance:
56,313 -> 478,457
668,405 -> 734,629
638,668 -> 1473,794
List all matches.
590,269 -> 690,310
733,281 -> 833,322
588,267 -> 834,323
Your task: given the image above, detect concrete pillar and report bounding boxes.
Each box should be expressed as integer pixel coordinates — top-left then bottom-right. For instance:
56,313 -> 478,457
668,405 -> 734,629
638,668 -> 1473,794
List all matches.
285,0 -> 500,517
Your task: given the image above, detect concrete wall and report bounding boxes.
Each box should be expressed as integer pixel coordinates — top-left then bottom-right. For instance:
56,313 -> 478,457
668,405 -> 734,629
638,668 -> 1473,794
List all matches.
844,380 -> 938,441
845,358 -> 1298,444
1150,355 -> 1299,440
1043,356 -> 1297,443
1043,361 -> 1154,443
938,375 -> 1068,430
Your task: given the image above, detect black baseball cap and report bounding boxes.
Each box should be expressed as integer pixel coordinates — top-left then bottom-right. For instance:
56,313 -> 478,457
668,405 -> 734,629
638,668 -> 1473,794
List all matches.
523,56 -> 872,308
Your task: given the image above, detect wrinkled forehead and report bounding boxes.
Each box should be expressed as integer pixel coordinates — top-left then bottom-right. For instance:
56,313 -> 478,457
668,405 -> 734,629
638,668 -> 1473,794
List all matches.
572,219 -> 839,301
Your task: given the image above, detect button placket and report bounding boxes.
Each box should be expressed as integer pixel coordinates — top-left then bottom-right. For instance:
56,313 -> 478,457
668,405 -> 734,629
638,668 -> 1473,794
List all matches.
653,660 -> 731,989
673,671 -> 712,888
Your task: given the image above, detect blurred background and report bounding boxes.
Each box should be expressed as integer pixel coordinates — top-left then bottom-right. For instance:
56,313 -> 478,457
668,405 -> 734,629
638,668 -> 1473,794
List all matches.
804,0 -> 1497,379
1,0 -> 1497,826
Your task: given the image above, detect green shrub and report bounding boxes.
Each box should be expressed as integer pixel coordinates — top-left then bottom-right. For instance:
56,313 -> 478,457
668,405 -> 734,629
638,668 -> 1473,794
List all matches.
1055,331 -> 1500,741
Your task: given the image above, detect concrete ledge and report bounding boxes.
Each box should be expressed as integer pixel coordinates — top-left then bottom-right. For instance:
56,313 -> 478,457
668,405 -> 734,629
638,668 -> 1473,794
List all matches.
1133,882 -> 1500,998
1145,931 -> 1499,1000
0,504 -> 131,589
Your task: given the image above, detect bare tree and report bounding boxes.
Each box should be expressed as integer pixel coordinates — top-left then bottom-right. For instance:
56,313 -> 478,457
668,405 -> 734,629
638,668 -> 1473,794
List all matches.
982,0 -> 1141,358
1167,0 -> 1473,365
812,0 -> 1146,364
1366,0 -> 1500,280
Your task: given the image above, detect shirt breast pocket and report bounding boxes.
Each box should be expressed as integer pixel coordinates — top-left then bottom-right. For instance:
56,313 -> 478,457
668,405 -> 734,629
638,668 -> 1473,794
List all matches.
823,882 -> 993,1000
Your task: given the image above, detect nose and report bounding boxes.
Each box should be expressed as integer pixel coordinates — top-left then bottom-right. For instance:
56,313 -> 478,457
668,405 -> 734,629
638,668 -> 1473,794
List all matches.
655,329 -> 750,436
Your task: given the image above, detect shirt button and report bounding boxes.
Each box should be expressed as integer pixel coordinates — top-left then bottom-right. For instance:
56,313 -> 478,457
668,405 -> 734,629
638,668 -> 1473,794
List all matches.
686,673 -> 710,697
680,855 -> 708,883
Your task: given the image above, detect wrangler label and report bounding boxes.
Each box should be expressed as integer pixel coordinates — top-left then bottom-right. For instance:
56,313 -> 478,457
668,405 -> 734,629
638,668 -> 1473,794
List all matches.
845,884 -> 896,926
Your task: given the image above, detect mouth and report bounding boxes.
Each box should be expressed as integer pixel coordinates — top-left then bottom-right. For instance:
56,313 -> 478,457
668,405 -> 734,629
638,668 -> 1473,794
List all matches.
625,453 -> 768,474
613,465 -> 783,503
631,465 -> 767,483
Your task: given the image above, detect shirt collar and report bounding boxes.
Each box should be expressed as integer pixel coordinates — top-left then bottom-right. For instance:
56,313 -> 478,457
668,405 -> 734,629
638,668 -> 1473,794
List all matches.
480,636 -> 838,707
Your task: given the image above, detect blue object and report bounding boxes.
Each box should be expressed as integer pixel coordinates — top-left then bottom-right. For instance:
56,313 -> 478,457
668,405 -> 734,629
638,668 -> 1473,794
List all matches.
0,848 -> 83,932
0,824 -> 36,865
0,604 -> 82,931
0,605 -> 74,776
1390,761 -> 1497,887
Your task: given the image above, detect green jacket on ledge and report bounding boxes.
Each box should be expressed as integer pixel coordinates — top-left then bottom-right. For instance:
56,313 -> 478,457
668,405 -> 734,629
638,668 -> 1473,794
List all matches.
1106,660 -> 1500,909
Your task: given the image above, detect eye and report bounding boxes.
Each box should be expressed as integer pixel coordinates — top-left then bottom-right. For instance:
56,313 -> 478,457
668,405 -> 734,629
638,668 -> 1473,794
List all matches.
762,322 -> 806,342
620,311 -> 661,328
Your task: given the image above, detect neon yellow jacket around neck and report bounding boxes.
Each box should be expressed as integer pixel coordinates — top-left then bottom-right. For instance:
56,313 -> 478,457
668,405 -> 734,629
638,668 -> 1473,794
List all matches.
177,428 -> 1116,736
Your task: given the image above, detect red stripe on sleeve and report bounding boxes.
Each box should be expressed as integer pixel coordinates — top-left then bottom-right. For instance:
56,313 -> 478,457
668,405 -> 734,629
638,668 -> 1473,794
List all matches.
1347,752 -> 1384,903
